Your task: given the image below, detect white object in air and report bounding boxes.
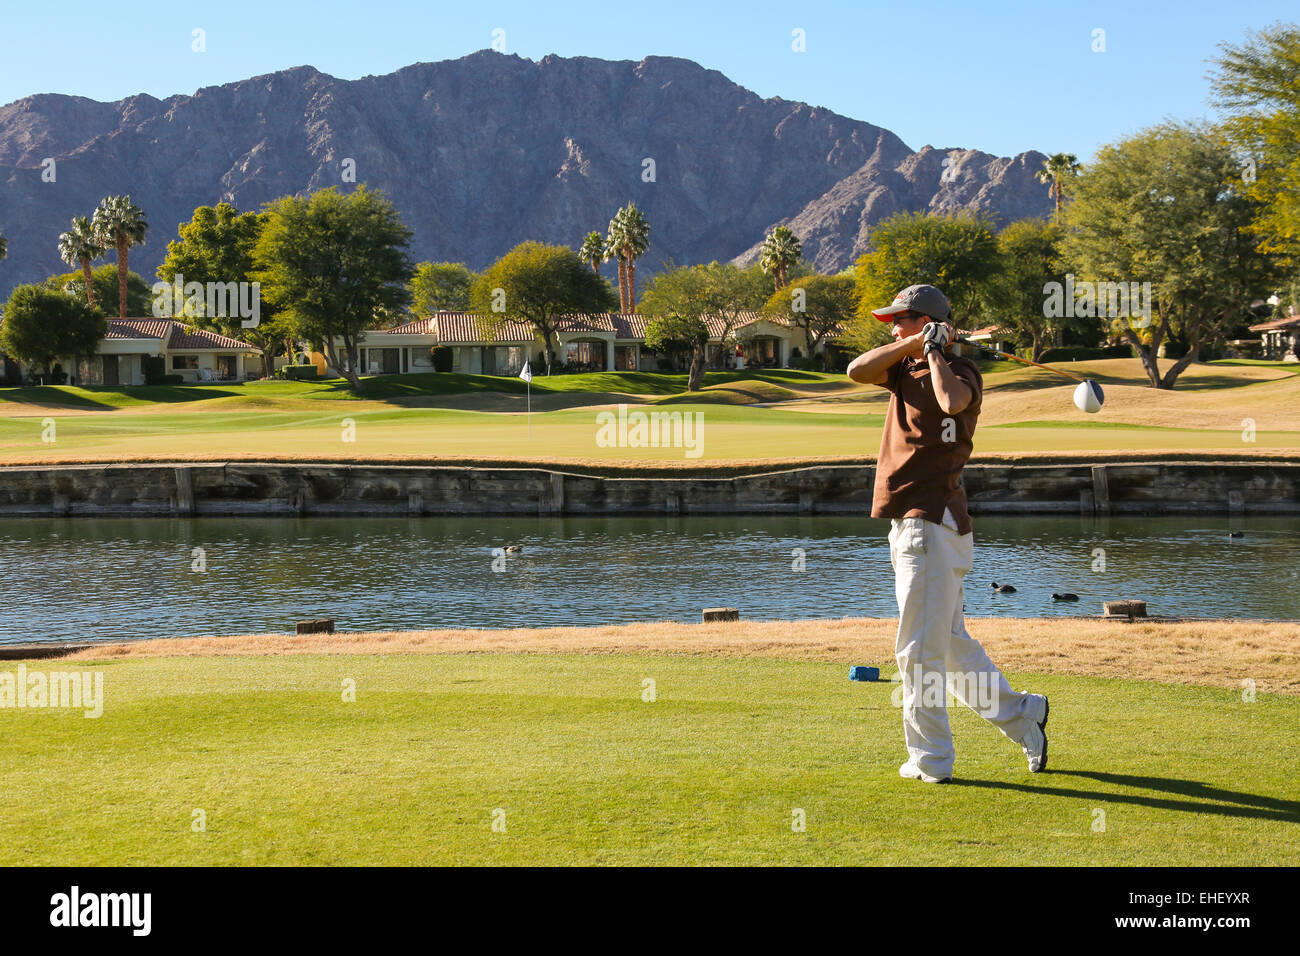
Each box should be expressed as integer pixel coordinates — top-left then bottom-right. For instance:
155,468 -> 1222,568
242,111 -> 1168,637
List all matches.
1073,380 -> 1104,413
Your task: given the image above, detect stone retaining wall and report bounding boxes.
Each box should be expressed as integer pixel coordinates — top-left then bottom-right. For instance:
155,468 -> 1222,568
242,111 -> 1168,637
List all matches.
0,460 -> 1295,516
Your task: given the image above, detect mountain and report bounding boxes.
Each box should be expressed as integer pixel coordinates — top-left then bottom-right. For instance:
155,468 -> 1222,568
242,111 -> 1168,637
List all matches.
0,50 -> 1052,298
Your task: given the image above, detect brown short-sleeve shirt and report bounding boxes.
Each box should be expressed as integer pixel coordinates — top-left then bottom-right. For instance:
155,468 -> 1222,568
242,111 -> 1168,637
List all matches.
870,350 -> 983,534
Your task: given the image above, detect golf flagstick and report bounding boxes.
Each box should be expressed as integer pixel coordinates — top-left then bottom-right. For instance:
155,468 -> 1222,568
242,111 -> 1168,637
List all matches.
519,360 -> 533,438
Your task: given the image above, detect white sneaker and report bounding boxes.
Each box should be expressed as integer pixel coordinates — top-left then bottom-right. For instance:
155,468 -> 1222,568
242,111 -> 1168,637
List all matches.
900,761 -> 952,784
1021,694 -> 1049,772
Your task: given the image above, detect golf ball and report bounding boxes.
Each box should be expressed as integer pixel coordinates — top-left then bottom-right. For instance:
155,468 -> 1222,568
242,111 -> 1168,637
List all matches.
1073,380 -> 1104,413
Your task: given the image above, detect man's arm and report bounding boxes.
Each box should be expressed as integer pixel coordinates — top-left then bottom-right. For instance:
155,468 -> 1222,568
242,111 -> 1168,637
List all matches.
927,350 -> 974,414
847,333 -> 924,385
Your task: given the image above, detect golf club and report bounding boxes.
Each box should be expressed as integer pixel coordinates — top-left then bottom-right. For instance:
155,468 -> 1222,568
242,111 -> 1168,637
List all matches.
955,338 -> 1105,412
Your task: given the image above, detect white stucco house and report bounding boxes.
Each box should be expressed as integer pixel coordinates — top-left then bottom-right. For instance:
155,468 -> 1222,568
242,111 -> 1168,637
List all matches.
324,311 -> 849,377
1,318 -> 263,385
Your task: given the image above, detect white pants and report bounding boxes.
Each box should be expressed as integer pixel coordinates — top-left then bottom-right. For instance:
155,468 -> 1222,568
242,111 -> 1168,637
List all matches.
888,511 -> 1039,779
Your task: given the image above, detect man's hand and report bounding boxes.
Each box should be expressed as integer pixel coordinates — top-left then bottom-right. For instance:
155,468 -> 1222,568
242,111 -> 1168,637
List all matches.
922,322 -> 954,356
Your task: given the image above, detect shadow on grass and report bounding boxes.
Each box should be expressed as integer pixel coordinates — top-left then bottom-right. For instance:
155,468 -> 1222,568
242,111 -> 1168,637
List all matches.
953,770 -> 1300,823
0,384 -> 243,410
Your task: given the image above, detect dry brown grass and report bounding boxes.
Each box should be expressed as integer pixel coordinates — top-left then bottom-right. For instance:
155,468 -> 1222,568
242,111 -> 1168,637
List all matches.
66,617 -> 1300,695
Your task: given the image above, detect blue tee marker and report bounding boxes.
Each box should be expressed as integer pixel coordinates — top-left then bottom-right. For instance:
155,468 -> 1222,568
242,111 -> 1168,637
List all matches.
849,666 -> 880,682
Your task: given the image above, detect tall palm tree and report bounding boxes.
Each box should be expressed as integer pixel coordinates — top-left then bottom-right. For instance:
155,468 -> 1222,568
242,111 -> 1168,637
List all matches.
579,231 -> 605,275
617,203 -> 650,313
91,195 -> 148,318
1035,154 -> 1081,221
0,228 -> 7,265
605,210 -> 629,312
759,226 -> 802,291
57,216 -> 106,308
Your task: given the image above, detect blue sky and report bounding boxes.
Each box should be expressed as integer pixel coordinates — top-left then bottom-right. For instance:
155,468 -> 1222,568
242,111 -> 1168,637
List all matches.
2,0 -> 1291,159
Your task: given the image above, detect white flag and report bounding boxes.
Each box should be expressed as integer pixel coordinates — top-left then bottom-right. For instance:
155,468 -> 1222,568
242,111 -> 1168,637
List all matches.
519,360 -> 533,384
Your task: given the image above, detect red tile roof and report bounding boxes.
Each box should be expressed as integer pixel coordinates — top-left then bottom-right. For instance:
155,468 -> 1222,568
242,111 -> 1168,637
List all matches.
376,310 -> 834,344
1249,314 -> 1300,332
167,325 -> 260,350
105,319 -> 173,339
103,318 -> 259,350
385,316 -> 437,334
427,312 -> 537,344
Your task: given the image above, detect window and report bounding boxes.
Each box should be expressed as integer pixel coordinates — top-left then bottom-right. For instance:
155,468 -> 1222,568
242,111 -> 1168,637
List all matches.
564,340 -> 606,372
172,355 -> 199,370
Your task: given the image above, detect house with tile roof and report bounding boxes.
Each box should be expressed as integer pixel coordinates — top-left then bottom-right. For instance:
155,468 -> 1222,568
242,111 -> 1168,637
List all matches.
1,318 -> 263,386
1248,314 -> 1300,361
327,311 -> 850,377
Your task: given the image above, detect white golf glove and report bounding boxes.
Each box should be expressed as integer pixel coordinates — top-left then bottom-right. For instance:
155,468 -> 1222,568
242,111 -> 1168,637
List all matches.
922,321 -> 950,356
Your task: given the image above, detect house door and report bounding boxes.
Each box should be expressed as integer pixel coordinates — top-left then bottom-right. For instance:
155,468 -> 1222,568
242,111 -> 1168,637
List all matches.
381,349 -> 400,375
103,355 -> 120,386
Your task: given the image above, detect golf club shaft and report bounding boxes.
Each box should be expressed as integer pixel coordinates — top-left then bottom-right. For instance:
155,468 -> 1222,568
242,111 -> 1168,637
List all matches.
954,339 -> 1087,383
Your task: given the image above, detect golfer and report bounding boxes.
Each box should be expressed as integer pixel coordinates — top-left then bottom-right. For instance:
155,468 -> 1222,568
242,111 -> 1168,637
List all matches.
847,284 -> 1049,784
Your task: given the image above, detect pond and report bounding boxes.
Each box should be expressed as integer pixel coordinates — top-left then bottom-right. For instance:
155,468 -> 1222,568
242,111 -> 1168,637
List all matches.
1,515 -> 1297,644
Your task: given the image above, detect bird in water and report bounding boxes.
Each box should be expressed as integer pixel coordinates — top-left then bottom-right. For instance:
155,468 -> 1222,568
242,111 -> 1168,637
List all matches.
504,545 -> 523,554
991,582 -> 1016,593
1228,531 -> 1244,538
1052,593 -> 1079,601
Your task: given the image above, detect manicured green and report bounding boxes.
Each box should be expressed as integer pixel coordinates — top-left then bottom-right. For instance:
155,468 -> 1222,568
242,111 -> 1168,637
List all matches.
4,653 -> 1295,865
0,369 -> 841,408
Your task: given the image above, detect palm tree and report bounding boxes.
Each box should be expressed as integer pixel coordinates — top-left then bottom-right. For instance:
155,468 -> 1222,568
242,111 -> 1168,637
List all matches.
57,216 -> 106,308
91,195 -> 148,317
605,210 -> 629,312
616,203 -> 650,313
1035,154 -> 1081,221
759,225 -> 802,291
579,231 -> 605,274
0,228 -> 7,265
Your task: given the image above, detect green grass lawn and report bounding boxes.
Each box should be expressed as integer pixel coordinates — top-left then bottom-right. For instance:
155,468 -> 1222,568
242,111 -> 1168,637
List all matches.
4,653 -> 1296,865
4,402 -> 1296,462
0,369 -> 839,409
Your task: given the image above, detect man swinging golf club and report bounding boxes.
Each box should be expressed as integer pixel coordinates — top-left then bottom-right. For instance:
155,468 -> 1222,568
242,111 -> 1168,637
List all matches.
847,284 -> 1049,784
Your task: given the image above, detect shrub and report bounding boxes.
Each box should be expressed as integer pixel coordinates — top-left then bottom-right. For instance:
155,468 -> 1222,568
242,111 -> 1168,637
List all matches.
142,355 -> 167,385
283,365 -> 319,381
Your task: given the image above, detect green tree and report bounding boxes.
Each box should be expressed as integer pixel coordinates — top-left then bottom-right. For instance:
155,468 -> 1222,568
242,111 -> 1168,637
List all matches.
91,195 -> 148,318
1062,122 -> 1283,388
0,285 -> 107,378
759,225 -> 803,291
254,185 -> 414,391
849,211 -> 1000,352
579,232 -> 605,274
640,261 -> 769,390
1211,22 -> 1300,300
0,228 -> 6,264
57,216 -> 105,308
989,219 -> 1078,361
1035,154 -> 1081,221
408,261 -> 476,316
157,202 -> 286,376
45,264 -> 152,316
763,273 -> 855,368
470,241 -> 618,374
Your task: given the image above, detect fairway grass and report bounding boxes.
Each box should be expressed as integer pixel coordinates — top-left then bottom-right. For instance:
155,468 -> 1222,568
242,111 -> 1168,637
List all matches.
2,402 -> 1298,464
2,359 -> 1299,463
4,653 -> 1296,866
